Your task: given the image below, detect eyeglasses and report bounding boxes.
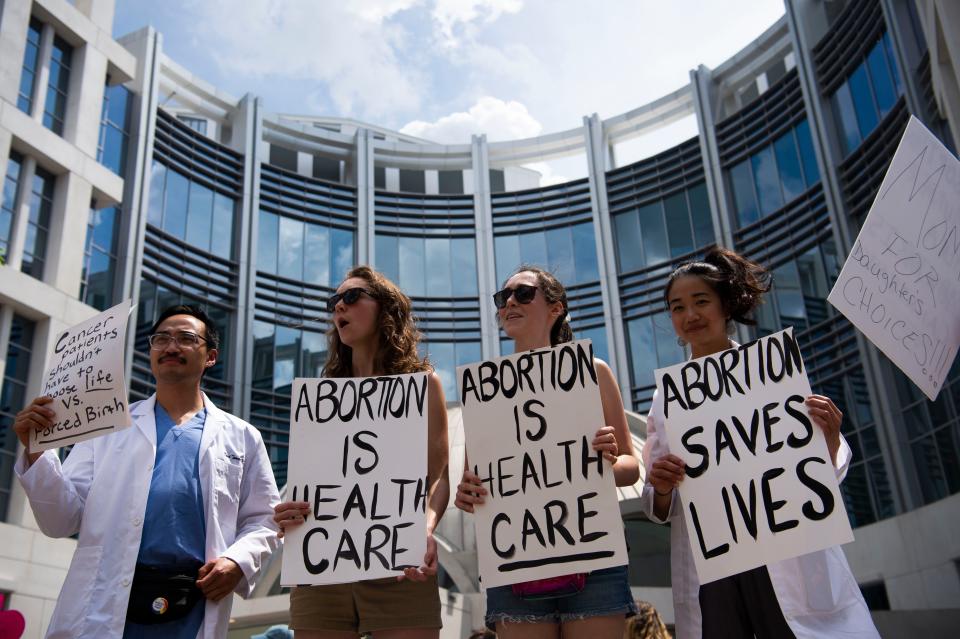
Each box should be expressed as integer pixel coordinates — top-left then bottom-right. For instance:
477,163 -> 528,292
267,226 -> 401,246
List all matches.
493,284 -> 538,309
148,332 -> 208,350
326,287 -> 374,313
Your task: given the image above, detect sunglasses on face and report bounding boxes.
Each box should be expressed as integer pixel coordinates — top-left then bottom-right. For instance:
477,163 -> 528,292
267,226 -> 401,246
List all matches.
326,287 -> 374,313
493,284 -> 538,309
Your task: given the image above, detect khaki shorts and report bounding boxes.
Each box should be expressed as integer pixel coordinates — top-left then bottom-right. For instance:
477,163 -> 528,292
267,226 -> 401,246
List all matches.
289,576 -> 442,634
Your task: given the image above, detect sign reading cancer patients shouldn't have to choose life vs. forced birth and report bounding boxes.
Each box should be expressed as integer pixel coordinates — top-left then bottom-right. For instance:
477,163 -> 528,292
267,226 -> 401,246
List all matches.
282,373 -> 430,586
32,299 -> 133,452
655,329 -> 854,584
457,339 -> 628,588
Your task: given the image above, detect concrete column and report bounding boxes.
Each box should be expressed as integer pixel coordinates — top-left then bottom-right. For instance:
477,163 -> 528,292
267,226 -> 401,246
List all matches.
74,0 -> 116,32
0,0 -> 32,107
0,129 -> 11,207
5,156 -> 37,271
582,114 -> 631,405
355,128 -> 375,266
916,0 -> 960,149
63,39 -> 108,156
880,0 -> 926,118
471,135 -> 499,360
0,306 -> 13,392
45,172 -> 92,296
31,24 -> 55,124
690,66 -> 735,249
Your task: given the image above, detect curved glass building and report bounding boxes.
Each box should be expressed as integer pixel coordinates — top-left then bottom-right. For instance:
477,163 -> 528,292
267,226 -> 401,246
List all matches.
1,0 -> 959,635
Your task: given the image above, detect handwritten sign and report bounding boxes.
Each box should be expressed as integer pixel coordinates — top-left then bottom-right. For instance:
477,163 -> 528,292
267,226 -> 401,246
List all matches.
656,329 -> 853,584
457,340 -> 627,588
32,300 -> 132,452
281,373 -> 429,586
828,116 -> 960,400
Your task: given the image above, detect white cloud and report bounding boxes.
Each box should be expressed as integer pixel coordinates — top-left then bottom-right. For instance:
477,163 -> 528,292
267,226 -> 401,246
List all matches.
522,161 -> 569,187
400,96 -> 542,143
431,0 -> 523,46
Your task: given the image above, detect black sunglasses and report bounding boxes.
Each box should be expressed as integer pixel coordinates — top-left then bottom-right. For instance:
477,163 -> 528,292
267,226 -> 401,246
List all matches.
327,287 -> 374,312
493,284 -> 538,309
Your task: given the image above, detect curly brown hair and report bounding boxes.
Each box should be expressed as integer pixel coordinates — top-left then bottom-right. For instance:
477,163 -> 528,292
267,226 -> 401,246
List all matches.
624,600 -> 670,639
504,265 -> 574,346
322,265 -> 431,378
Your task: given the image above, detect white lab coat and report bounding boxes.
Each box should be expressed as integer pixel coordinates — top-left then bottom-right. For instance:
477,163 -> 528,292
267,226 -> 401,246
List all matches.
640,388 -> 879,639
16,393 -> 280,639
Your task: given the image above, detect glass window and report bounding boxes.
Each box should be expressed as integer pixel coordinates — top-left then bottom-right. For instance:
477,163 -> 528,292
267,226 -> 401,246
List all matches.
374,166 -> 386,190
494,234 -> 520,284
162,170 -> 189,240
571,222 -> 599,283
18,20 -> 42,114
43,36 -> 72,135
178,116 -> 208,136
882,32 -> 903,97
773,260 -> 807,330
1,154 -> 23,262
269,145 -> 298,172
614,211 -> 643,273
849,64 -> 879,140
627,316 -> 657,389
425,238 -> 453,297
98,83 -> 132,176
637,202 -> 669,266
664,191 -> 693,257
312,156 -> 340,182
302,329 -> 327,378
22,167 -> 54,279
451,237 -> 479,296
866,39 -> 897,118
438,170 -> 464,194
277,216 -> 304,280
303,223 -> 330,286
147,162 -> 166,228
210,193 -> 234,260
687,183 -> 714,248
729,160 -> 759,227
578,326 -> 609,367
545,227 -> 575,284
833,83 -> 861,156
653,314 -> 684,372
376,234 -> 400,284
330,227 -> 354,284
399,236 -> 426,297
428,341 -> 456,399
774,130 -> 806,203
251,320 -> 274,389
795,120 -> 820,187
185,182 -> 213,252
257,211 -> 279,274
398,169 -> 425,193
455,342 -> 482,369
751,146 -> 783,216
0,315 -> 37,519
273,325 -> 299,392
81,206 -> 119,310
519,231 -> 548,271
489,169 -> 505,193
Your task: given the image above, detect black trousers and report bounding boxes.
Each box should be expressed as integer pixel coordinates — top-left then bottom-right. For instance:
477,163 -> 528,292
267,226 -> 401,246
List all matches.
699,565 -> 795,639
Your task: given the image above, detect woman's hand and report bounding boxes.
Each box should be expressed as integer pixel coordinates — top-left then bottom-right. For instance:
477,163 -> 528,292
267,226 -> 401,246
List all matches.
273,501 -> 310,539
648,453 -> 685,496
398,533 -> 437,582
806,395 -> 842,466
454,469 -> 486,513
591,425 -> 619,463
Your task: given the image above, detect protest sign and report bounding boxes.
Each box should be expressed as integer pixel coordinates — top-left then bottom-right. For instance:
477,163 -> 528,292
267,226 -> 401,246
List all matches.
458,339 -> 627,588
32,300 -> 132,452
656,329 -> 853,584
827,116 -> 960,400
281,373 -> 429,586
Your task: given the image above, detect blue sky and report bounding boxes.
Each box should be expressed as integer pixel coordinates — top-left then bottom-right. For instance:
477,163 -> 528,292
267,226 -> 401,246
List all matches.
113,0 -> 785,166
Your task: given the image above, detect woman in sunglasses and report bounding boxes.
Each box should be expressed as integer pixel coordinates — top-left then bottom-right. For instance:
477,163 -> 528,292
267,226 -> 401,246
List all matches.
272,265 -> 450,639
455,265 -> 639,639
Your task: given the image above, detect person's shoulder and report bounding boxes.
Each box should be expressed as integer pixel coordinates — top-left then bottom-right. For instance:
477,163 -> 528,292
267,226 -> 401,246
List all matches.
215,408 -> 264,441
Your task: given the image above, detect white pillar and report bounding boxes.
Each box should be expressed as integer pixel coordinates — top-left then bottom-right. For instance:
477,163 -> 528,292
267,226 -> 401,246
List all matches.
45,171 -> 93,295
64,38 -> 108,156
0,0 -> 32,107
355,128 -> 375,266
5,156 -> 37,271
471,135 -> 499,359
31,24 -> 55,124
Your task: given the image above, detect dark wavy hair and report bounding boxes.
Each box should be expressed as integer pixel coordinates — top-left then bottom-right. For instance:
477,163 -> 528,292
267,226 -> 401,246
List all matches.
503,265 -> 574,346
323,265 -> 431,378
663,246 -> 772,325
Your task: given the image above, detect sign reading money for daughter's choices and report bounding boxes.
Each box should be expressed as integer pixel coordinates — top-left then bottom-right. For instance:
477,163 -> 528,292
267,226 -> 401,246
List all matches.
458,340 -> 627,588
32,299 -> 132,452
827,116 -> 960,401
281,373 -> 429,586
656,329 -> 854,584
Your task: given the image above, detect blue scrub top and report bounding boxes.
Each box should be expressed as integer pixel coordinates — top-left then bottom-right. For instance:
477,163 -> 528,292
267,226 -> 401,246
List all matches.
124,404 -> 207,639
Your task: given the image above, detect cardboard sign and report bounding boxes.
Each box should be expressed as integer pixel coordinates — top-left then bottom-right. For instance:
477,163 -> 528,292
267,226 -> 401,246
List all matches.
281,373 -> 430,586
655,329 -> 854,584
457,340 -> 628,588
32,300 -> 132,451
827,116 -> 960,400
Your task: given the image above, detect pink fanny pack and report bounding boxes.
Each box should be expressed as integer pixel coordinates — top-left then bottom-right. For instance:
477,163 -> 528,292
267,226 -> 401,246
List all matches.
511,573 -> 587,600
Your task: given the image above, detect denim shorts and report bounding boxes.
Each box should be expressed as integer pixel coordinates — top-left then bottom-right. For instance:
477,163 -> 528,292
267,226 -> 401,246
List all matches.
485,565 -> 637,629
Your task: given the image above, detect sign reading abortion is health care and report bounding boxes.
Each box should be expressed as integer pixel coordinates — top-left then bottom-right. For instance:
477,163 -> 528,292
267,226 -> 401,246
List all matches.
656,329 -> 853,584
33,300 -> 132,452
458,340 -> 627,588
827,116 -> 960,400
281,373 -> 429,586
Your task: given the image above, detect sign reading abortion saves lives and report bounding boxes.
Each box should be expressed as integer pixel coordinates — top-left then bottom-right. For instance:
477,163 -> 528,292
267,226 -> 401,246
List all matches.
458,340 -> 627,588
33,300 -> 132,452
827,116 -> 960,400
281,373 -> 429,586
656,329 -> 853,584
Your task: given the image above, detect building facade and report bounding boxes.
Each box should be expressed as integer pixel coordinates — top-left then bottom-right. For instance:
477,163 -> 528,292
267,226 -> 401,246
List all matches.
1,0 -> 959,636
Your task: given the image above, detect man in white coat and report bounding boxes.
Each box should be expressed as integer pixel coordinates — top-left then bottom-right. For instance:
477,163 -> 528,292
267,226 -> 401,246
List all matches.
13,304 -> 280,639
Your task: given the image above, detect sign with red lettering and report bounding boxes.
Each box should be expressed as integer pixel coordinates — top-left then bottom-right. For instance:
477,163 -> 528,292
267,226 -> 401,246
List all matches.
281,373 -> 429,586
33,300 -> 132,452
827,116 -> 960,400
457,340 -> 627,588
655,329 -> 854,584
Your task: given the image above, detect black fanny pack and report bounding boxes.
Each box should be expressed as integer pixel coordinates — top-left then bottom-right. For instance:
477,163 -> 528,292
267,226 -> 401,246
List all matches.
126,563 -> 204,625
